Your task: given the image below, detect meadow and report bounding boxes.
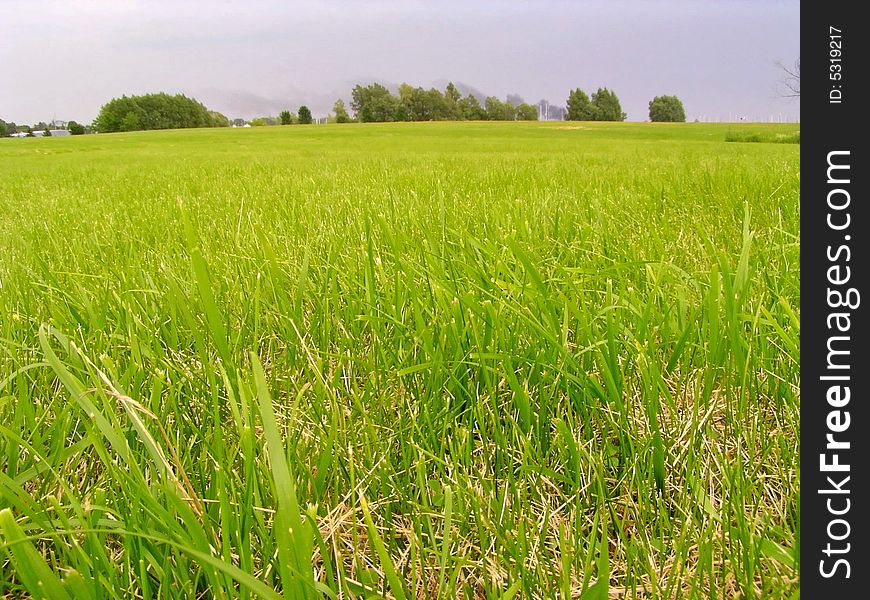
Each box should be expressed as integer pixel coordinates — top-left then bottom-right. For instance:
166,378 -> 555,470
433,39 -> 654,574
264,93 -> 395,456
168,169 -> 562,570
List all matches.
0,121 -> 799,598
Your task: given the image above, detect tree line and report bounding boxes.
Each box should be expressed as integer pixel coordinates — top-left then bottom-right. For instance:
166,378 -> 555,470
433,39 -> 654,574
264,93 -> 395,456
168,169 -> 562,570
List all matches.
565,87 -> 626,121
278,106 -> 313,125
238,106 -> 315,127
1,85 -> 686,137
344,83 -> 685,124
92,93 -> 229,133
345,82 -> 539,123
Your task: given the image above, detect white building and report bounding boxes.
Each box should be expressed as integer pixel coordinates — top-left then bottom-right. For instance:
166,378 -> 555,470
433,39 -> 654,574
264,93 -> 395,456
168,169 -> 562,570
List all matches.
9,129 -> 72,138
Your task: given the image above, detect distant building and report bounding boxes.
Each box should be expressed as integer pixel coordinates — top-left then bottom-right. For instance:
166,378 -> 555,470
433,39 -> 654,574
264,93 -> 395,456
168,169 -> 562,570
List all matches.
9,129 -> 72,138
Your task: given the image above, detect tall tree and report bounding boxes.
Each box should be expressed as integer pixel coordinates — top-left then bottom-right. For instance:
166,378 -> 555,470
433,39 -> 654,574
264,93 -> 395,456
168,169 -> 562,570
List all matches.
426,88 -> 449,120
333,99 -> 350,123
396,83 -> 416,121
443,82 -> 462,119
350,85 -> 369,121
566,88 -> 596,121
591,88 -> 626,121
445,82 -> 461,103
297,106 -> 313,124
648,95 -> 686,122
279,110 -> 294,125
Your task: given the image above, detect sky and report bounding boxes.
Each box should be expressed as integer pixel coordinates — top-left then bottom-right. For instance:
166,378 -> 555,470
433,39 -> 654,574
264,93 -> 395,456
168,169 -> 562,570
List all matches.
0,0 -> 800,124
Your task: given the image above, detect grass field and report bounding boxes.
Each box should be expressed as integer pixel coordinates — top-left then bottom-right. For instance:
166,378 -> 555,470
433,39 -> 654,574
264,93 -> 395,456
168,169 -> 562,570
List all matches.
0,122 -> 799,599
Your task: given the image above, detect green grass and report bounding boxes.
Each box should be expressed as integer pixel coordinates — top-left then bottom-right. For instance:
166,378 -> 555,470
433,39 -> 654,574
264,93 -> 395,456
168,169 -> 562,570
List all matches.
0,121 -> 799,598
724,127 -> 800,144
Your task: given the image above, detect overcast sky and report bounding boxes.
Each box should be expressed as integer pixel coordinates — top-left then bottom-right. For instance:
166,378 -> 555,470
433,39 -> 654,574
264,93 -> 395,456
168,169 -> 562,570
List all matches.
1,0 -> 799,124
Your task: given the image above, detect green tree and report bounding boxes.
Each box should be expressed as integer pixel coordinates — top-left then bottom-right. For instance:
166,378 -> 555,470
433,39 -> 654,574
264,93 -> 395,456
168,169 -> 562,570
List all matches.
297,106 -> 313,124
648,95 -> 686,122
93,93 -> 222,133
445,82 -> 461,104
485,96 -> 516,120
0,120 -> 7,137
333,99 -> 350,123
566,88 -> 596,121
427,88 -> 450,120
516,103 -> 539,121
458,94 -> 486,120
67,121 -> 86,135
208,111 -> 230,127
398,85 -> 446,121
443,82 -> 462,120
410,87 -> 432,120
120,112 -> 141,132
484,97 -> 500,120
397,83 -> 415,121
591,87 -> 626,121
350,84 -> 399,122
279,110 -> 294,125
